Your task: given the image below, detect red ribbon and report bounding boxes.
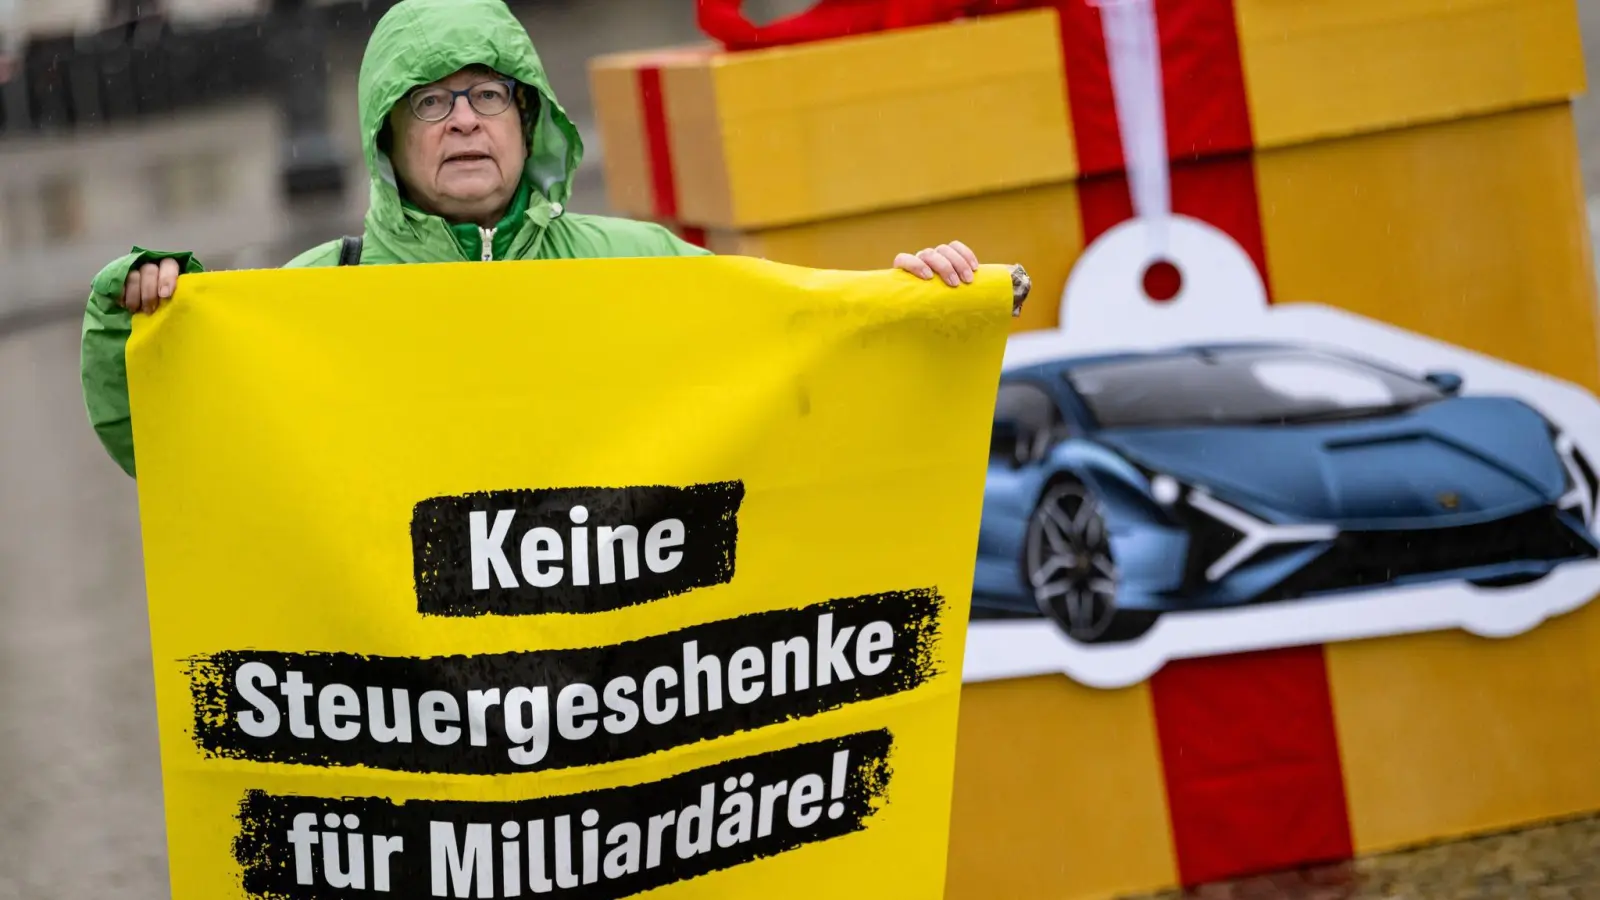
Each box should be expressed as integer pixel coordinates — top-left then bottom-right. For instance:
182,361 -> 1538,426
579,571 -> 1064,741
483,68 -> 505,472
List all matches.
696,0 -> 1049,52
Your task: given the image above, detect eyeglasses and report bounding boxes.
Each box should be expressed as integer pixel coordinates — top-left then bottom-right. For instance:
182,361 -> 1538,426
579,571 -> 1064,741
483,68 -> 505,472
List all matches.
407,79 -> 516,122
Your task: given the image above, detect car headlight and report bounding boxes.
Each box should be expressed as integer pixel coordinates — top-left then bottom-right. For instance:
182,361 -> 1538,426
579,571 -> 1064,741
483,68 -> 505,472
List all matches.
1149,473 -> 1182,506
1129,462 -> 1190,509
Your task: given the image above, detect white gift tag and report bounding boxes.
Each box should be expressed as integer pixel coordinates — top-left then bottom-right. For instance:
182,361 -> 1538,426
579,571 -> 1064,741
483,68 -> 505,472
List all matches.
970,0 -> 1600,690
1059,214 -> 1269,349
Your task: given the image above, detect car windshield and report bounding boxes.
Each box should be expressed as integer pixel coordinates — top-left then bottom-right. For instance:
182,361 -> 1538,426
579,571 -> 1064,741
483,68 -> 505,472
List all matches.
1065,347 -> 1448,429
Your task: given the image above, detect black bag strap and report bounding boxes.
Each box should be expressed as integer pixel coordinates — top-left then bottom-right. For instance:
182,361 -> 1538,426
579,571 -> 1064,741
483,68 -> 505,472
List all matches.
337,235 -> 363,266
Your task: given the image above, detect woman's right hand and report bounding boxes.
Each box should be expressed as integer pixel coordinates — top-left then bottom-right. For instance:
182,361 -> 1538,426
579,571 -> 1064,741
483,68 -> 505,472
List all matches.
122,258 -> 182,314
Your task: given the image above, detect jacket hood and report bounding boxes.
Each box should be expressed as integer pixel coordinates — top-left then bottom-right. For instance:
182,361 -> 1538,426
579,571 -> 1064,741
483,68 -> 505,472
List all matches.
356,0 -> 583,261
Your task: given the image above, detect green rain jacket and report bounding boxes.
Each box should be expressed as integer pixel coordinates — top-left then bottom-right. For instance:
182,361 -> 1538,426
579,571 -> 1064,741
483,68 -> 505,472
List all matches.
79,0 -> 709,478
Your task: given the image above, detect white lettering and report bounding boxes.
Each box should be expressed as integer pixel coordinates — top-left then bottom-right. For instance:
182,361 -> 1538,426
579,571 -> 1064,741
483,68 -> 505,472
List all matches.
682,641 -> 722,716
431,821 -> 492,898
470,510 -> 518,590
675,784 -> 715,860
757,781 -> 788,838
644,811 -> 675,869
855,621 -> 894,677
527,819 -> 554,892
644,519 -> 685,573
602,676 -> 640,735
519,527 -> 564,588
219,607 -> 904,769
281,670 -> 315,739
596,525 -> 640,585
466,689 -> 502,748
554,815 -> 579,888
287,812 -> 319,886
235,661 -> 280,738
788,773 -> 825,829
556,684 -> 599,741
603,822 -> 642,878
318,683 -> 362,742
727,647 -> 764,705
569,506 -> 591,587
419,691 -> 461,746
373,834 -> 403,892
472,504 -> 690,592
771,637 -> 809,696
368,687 -> 412,744
504,686 -> 549,766
642,666 -> 678,726
815,614 -> 856,686
322,818 -> 365,889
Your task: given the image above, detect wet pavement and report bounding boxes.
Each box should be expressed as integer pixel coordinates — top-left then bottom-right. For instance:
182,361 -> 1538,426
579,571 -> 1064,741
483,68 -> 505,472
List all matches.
1124,815 -> 1600,900
5,1 -> 1600,899
0,317 -> 157,899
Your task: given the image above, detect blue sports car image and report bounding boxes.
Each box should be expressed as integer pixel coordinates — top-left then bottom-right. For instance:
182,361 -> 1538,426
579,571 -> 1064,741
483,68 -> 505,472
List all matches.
972,342 -> 1600,644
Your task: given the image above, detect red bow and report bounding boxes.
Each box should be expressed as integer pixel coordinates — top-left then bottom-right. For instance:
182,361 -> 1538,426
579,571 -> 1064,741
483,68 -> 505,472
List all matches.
697,0 -> 1052,52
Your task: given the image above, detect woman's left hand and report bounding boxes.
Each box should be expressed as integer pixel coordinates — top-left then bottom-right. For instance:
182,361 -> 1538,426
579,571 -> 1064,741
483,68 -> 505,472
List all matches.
894,241 -> 979,287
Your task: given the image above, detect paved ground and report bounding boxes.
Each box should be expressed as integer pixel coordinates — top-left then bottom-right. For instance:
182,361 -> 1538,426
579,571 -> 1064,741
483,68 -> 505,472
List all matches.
1123,814 -> 1600,900
3,2 -> 1600,899
0,317 -> 155,899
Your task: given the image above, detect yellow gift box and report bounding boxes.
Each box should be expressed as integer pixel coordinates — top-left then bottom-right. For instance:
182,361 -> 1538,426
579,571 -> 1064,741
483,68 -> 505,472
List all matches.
588,0 -> 1584,338
589,3 -> 1600,898
588,1 -> 1582,229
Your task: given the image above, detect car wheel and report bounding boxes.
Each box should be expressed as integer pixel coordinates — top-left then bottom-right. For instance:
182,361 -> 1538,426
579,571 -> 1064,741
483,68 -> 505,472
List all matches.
1025,478 -> 1157,644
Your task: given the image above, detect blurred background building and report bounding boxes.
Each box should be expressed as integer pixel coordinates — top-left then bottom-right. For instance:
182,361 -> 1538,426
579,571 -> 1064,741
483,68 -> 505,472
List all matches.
0,0 -> 807,325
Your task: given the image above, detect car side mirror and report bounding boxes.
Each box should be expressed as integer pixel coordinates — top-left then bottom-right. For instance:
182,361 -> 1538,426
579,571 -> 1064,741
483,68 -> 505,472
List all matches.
1424,371 -> 1464,395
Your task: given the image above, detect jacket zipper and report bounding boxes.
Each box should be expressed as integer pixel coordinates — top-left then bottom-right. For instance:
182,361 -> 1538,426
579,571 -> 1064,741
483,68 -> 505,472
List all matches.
477,201 -> 560,261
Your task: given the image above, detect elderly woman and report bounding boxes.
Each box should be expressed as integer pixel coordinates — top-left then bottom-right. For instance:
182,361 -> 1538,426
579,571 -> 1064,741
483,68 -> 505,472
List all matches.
79,0 -> 985,478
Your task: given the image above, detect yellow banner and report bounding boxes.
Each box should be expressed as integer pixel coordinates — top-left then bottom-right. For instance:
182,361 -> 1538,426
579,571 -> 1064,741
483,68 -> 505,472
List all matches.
126,255 -> 1014,899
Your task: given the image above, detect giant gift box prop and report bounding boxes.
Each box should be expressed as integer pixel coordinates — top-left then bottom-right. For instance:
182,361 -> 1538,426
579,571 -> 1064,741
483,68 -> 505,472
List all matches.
589,0 -> 1585,337
125,257 -> 1019,899
590,2 -> 1600,898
